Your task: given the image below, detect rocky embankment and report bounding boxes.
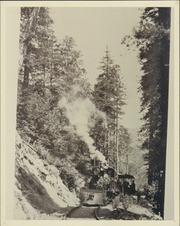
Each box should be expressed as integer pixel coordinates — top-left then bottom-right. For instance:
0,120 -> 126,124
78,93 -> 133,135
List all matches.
14,133 -> 79,220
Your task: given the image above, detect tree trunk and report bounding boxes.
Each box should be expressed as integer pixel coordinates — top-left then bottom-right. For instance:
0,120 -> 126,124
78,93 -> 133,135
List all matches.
23,65 -> 30,87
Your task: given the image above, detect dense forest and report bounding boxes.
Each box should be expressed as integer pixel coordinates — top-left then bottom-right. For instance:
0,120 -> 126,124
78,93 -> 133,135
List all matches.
122,7 -> 170,217
15,7 -> 170,219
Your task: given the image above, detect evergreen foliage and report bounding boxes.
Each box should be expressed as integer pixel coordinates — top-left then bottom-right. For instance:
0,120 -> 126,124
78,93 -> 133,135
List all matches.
122,7 -> 170,217
93,48 -> 126,169
17,7 -> 92,191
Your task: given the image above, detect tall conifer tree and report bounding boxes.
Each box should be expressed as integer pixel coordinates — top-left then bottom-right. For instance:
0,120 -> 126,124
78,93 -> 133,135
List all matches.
93,48 -> 125,168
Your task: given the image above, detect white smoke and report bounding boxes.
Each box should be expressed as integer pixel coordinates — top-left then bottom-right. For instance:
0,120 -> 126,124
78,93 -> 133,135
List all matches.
58,85 -> 107,164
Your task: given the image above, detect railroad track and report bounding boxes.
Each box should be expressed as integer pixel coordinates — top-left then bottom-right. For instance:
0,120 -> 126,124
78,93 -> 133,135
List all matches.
65,205 -> 100,220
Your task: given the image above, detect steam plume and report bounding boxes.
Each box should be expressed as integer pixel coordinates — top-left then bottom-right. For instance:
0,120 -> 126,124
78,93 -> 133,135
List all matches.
58,85 -> 107,164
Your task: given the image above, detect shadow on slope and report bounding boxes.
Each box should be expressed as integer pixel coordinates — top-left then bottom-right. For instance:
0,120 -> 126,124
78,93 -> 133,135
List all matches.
16,167 -> 60,214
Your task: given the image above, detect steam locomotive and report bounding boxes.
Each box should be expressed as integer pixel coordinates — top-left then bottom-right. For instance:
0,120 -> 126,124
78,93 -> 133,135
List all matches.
80,158 -> 136,207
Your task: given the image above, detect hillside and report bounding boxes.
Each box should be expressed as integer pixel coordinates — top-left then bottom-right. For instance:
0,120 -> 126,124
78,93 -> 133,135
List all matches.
14,133 -> 79,220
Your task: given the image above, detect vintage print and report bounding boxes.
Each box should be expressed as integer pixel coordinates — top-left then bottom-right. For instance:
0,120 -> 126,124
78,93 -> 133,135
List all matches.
14,7 -> 171,220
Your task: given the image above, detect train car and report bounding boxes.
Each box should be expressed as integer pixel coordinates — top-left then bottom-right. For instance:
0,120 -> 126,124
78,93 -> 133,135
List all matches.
80,158 -> 136,207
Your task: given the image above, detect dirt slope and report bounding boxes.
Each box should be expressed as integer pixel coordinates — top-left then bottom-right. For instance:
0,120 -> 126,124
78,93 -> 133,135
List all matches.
14,133 -> 79,219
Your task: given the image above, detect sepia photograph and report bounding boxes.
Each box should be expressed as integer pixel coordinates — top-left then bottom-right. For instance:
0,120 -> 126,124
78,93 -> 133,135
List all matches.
1,1 -> 179,224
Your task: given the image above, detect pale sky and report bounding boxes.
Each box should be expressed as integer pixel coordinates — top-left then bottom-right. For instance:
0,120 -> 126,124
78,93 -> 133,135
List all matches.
49,7 -> 144,130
